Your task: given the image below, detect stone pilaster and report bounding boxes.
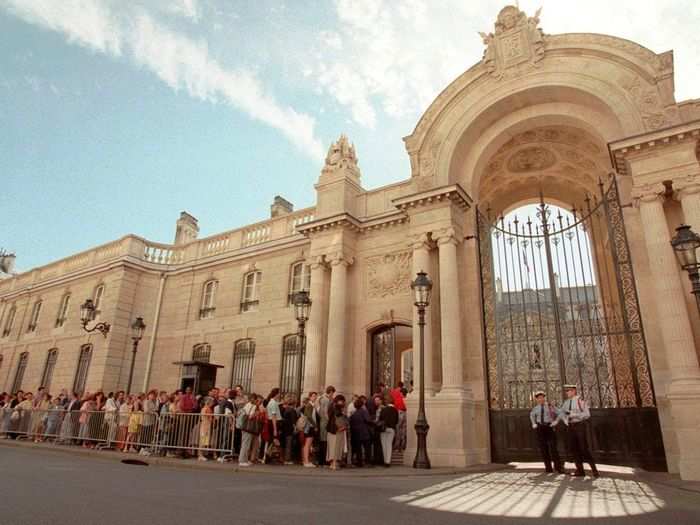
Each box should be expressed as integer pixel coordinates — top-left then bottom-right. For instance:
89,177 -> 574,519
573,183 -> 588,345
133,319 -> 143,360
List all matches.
303,256 -> 327,394
633,183 -> 700,480
409,232 -> 435,395
675,177 -> 700,231
435,227 -> 466,395
324,252 -> 353,395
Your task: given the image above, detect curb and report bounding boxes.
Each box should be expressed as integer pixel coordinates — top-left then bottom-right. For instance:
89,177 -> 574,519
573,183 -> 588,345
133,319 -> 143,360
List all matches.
0,439 -> 508,479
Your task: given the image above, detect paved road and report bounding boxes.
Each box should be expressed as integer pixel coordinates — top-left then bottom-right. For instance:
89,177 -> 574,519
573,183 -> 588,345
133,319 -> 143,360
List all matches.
1,446 -> 699,525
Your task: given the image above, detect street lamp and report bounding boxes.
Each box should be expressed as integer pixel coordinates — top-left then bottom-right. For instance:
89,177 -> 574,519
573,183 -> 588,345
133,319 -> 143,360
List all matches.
80,298 -> 111,337
411,270 -> 432,469
126,317 -> 146,394
292,290 -> 311,403
671,224 -> 700,313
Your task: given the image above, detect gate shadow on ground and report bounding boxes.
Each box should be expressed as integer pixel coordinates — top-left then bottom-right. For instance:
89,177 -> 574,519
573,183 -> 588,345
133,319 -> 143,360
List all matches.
390,466 -> 666,520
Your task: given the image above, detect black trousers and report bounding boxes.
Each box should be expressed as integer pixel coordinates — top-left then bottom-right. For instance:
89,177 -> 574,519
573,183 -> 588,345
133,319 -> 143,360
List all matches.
317,440 -> 327,465
567,422 -> 597,473
535,424 -> 562,472
351,437 -> 372,466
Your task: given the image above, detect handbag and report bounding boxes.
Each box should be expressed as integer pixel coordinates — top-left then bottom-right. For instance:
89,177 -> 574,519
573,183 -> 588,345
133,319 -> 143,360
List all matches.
295,414 -> 308,433
242,411 -> 262,435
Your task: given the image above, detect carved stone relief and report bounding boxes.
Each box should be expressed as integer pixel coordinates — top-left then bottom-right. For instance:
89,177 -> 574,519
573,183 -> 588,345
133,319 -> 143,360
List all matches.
507,146 -> 556,172
618,76 -> 668,131
366,251 -> 412,299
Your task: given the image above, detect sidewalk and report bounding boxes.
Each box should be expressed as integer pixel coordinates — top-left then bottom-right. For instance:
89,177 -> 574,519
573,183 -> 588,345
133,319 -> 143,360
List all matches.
3,438 -> 700,493
0,438 -> 504,478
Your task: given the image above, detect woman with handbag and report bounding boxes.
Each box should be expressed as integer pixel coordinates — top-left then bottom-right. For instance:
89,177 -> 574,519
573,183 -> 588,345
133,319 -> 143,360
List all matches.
326,395 -> 349,471
238,394 -> 264,467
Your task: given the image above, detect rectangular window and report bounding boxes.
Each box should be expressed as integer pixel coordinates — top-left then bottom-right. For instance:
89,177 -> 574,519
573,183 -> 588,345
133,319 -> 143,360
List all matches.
12,352 -> 29,394
241,271 -> 262,312
230,340 -> 255,391
2,306 -> 15,337
55,294 -> 71,328
93,285 -> 105,319
199,280 -> 217,319
288,262 -> 311,304
41,349 -> 59,390
27,301 -> 42,332
279,335 -> 304,397
73,345 -> 92,394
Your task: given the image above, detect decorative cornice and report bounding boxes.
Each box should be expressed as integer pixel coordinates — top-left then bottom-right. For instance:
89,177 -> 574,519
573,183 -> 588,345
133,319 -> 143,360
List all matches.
392,184 -> 473,212
609,120 -> 700,176
296,213 -> 362,236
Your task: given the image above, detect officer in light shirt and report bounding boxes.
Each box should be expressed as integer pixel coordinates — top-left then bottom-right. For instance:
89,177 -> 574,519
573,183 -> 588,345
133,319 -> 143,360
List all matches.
553,384 -> 599,478
529,390 -> 564,474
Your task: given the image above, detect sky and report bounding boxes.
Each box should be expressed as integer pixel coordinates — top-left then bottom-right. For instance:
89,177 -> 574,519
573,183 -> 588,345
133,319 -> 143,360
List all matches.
1,0 -> 699,272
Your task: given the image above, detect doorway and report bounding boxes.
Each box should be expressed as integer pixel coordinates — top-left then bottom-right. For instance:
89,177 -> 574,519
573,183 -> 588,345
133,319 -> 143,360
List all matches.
370,324 -> 413,394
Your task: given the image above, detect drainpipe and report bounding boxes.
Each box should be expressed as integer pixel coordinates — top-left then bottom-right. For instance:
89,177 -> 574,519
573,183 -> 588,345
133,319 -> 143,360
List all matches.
142,272 -> 167,391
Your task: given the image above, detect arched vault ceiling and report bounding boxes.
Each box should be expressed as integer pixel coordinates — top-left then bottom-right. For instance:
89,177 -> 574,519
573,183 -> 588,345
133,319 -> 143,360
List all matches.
478,125 -> 611,214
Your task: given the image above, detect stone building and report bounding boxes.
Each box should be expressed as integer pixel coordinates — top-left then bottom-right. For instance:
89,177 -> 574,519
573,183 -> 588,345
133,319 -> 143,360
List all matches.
2,6 -> 700,479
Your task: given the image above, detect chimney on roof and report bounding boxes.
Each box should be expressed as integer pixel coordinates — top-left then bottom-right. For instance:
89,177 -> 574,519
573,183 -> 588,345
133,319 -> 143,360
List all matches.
270,195 -> 294,218
174,211 -> 199,245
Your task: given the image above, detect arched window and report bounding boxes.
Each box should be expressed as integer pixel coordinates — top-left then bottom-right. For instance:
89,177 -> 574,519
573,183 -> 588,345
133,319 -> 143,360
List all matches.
55,294 -> 71,328
73,344 -> 92,395
41,348 -> 59,390
241,270 -> 262,312
280,334 -> 304,397
27,300 -> 42,332
199,280 -> 217,319
231,339 -> 255,391
288,262 -> 311,304
12,352 -> 29,394
192,343 -> 212,363
2,304 -> 16,337
93,285 -> 105,319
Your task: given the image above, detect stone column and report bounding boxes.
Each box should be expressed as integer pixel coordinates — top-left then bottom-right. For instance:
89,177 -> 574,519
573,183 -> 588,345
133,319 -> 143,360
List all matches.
634,183 -> 700,480
324,252 -> 353,395
675,177 -> 700,231
303,256 -> 327,394
409,233 -> 435,395
435,227 -> 465,395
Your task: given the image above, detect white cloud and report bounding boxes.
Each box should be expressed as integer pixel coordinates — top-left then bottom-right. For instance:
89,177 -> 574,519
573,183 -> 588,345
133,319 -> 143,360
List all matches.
166,0 -> 200,22
1,0 -> 324,161
311,0 -> 700,128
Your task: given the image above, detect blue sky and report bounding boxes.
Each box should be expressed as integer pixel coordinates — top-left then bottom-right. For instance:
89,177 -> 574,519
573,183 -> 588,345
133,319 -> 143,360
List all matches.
2,0 -> 699,272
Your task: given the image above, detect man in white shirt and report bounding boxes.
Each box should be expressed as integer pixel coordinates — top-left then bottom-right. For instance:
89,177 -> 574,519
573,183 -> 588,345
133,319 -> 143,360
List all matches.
554,384 -> 599,478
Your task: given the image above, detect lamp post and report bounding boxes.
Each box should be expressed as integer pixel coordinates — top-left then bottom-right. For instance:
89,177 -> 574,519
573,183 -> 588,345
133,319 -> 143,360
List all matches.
411,270 -> 432,469
126,317 -> 146,394
671,224 -> 700,314
292,290 -> 311,403
79,299 -> 111,337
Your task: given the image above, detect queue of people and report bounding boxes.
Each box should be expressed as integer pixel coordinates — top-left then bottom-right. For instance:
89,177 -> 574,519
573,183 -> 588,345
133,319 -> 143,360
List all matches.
0,381 -> 410,470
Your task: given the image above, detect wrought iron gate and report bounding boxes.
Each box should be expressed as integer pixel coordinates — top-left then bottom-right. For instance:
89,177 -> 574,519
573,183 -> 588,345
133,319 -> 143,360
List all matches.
477,176 -> 666,471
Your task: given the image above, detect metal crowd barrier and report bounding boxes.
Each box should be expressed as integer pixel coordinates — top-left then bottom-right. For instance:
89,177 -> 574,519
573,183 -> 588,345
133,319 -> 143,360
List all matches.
0,407 -> 237,459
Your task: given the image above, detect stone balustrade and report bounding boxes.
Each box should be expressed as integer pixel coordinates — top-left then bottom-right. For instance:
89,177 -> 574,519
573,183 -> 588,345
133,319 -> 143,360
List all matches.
0,207 -> 315,297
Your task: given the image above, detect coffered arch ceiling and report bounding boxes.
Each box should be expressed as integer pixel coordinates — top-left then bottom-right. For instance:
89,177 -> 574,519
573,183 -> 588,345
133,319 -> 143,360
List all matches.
477,125 -> 611,214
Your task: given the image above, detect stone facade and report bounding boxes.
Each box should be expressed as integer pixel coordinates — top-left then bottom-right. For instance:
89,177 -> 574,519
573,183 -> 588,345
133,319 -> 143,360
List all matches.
2,6 -> 700,479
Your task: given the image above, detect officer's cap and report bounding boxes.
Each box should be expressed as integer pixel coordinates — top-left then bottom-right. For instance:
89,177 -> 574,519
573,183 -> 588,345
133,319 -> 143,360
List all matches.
563,384 -> 578,390
533,390 -> 546,398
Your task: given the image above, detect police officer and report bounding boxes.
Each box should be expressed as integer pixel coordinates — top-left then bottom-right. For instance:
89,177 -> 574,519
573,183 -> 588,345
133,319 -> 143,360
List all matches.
554,384 -> 599,478
529,390 -> 564,474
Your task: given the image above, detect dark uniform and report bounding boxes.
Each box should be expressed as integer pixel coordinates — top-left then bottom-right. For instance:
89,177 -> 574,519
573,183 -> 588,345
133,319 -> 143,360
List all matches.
555,385 -> 599,478
529,391 -> 563,473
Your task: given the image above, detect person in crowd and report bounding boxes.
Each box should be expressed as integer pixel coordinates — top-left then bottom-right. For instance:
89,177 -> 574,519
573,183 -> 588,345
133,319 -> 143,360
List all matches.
530,390 -> 564,474
300,392 -> 318,468
45,394 -> 64,440
104,391 -> 122,447
349,398 -> 372,467
370,394 -> 384,465
139,390 -> 158,456
198,396 -> 215,461
125,395 -> 142,452
90,391 -> 106,443
554,384 -> 599,478
280,395 -> 298,465
326,394 -> 348,471
263,388 -> 281,463
117,394 -> 132,450
238,394 -> 264,467
31,391 -> 50,442
317,385 -> 335,466
378,395 -> 398,467
214,391 -> 235,462
232,385 -> 247,456
78,394 -> 96,448
390,382 -> 407,453
16,392 -> 33,437
59,392 -> 81,444
0,392 -> 13,437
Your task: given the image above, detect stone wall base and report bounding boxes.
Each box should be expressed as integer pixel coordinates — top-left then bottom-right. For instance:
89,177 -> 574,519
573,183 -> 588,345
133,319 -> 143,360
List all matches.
404,392 -> 490,468
669,392 -> 700,481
